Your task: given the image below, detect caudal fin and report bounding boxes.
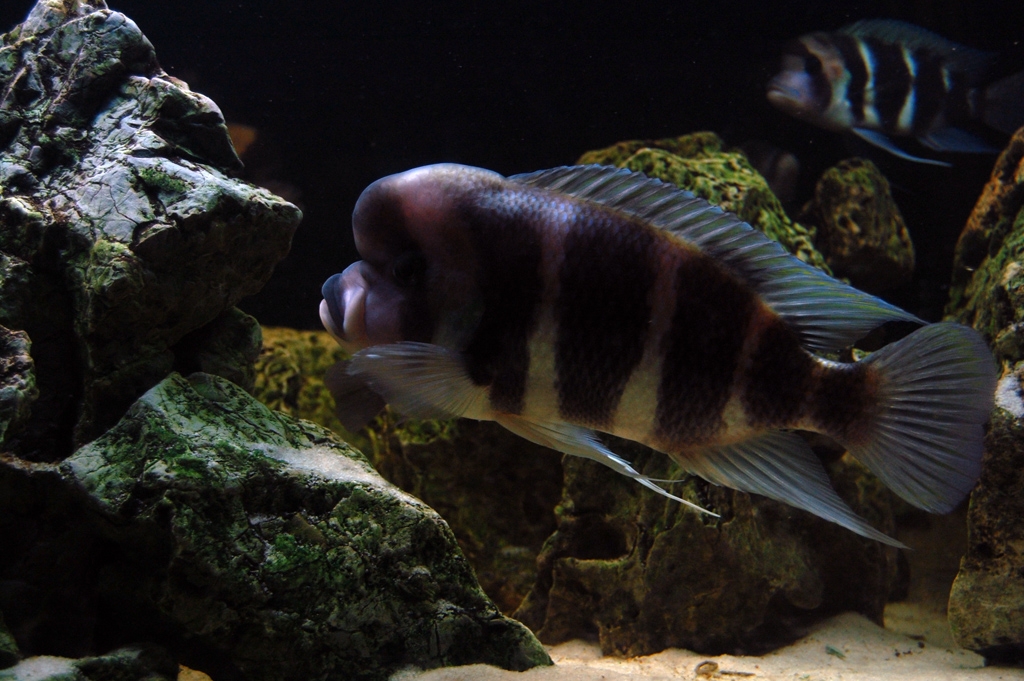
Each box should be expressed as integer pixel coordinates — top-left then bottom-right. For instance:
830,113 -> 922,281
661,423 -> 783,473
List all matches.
847,323 -> 997,513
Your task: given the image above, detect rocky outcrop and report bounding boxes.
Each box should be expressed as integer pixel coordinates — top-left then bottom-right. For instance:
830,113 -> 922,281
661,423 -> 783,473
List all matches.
945,126 -> 1024,662
253,328 -> 564,615
513,442 -> 900,656
799,158 -> 915,293
0,0 -> 300,459
1,372 -> 550,681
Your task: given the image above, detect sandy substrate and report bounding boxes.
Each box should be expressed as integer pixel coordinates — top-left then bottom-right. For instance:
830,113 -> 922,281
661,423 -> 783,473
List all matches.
394,606 -> 1024,681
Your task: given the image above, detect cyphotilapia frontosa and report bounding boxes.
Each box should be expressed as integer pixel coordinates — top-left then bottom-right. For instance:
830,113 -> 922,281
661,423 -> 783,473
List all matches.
768,19 -> 1024,165
320,163 -> 997,547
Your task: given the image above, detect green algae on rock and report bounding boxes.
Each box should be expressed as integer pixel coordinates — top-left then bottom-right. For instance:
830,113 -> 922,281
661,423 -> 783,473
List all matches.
49,372 -> 547,680
0,0 -> 300,460
252,327 -> 563,615
799,158 -> 915,294
578,133 -> 829,272
942,126 -> 1024,661
254,327 -> 351,438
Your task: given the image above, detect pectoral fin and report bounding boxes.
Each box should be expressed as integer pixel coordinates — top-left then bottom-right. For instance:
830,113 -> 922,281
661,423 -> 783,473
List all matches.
852,127 -> 951,167
347,342 -> 490,420
678,430 -> 905,547
495,413 -> 717,517
324,360 -> 386,431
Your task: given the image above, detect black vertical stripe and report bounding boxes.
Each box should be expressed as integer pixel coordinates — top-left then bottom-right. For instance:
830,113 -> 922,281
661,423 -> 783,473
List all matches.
460,188 -> 544,414
863,37 -> 912,132
555,207 -> 657,427
831,34 -> 868,125
741,320 -> 816,428
911,51 -> 948,133
656,253 -> 757,446
943,68 -> 973,124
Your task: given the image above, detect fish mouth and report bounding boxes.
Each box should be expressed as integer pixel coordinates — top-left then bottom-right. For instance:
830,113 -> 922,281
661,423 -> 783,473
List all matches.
320,263 -> 370,353
767,82 -> 801,104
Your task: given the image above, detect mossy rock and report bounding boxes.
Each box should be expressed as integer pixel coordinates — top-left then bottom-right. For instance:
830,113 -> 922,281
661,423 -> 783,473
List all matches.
513,440 -> 899,656
799,158 -> 914,294
0,372 -> 549,681
252,328 -> 562,615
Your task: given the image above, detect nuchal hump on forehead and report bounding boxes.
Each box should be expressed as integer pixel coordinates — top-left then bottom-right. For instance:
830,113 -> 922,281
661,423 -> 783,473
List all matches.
320,162 -> 996,548
321,164 -> 503,354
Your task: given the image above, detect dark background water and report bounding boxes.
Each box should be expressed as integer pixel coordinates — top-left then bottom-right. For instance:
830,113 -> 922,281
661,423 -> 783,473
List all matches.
1,1 -> 1020,328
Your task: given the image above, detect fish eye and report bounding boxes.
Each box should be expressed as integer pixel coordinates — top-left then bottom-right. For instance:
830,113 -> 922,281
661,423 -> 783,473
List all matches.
391,251 -> 427,288
805,55 -> 823,77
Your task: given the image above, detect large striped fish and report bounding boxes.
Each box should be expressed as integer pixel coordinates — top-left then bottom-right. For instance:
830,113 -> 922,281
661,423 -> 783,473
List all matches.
767,19 -> 1024,166
319,163 -> 996,546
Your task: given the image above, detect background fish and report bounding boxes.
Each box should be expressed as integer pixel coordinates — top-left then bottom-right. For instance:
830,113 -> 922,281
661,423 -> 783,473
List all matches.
320,163 -> 996,546
767,19 -> 1024,166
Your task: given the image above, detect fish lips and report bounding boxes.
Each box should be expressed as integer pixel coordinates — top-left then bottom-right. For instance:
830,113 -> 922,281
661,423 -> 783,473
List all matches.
320,262 -> 370,353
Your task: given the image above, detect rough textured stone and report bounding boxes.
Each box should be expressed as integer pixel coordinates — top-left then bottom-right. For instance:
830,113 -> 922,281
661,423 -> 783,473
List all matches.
513,441 -> 900,656
254,327 -> 350,438
950,128 -> 1024,311
0,326 -> 36,446
252,327 -> 564,614
948,127 -> 1024,355
942,128 -> 1024,661
172,307 -> 262,394
0,645 -> 176,681
578,132 -> 829,272
948,375 -> 1024,662
0,1 -> 301,459
0,372 -> 549,681
799,158 -> 915,293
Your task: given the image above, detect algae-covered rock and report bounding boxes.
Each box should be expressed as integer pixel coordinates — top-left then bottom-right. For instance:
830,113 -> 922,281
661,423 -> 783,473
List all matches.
948,370 -> 1024,662
172,307 -> 262,394
947,127 -> 1024,360
0,373 -> 549,680
950,129 -> 1024,311
252,327 -> 563,614
254,327 -> 350,436
0,646 -> 176,681
0,326 -> 36,446
942,128 -> 1024,660
578,132 -> 829,272
799,158 -> 915,293
513,441 -> 899,656
0,1 -> 300,459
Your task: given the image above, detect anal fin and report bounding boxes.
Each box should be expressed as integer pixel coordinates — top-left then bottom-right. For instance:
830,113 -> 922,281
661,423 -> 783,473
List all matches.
918,127 -> 1000,154
678,430 -> 905,547
495,413 -> 717,517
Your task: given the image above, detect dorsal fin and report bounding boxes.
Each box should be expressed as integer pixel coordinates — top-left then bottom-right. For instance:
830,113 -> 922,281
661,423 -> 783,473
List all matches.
510,165 -> 922,352
840,20 -> 995,80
